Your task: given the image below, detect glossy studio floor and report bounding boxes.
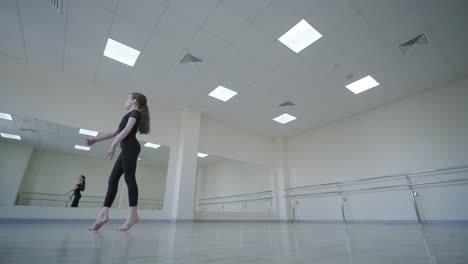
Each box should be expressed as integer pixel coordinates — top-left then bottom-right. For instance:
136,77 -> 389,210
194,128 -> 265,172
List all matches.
1,221 -> 467,264
2,0 -> 468,264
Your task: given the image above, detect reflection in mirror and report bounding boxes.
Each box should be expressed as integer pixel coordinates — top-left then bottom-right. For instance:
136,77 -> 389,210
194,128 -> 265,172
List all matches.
195,154 -> 274,214
0,113 -> 169,210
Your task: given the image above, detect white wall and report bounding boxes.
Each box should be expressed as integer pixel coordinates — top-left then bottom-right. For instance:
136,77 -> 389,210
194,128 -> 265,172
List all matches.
200,159 -> 273,198
199,117 -> 274,167
19,149 -> 167,207
286,77 -> 468,221
0,141 -> 33,205
197,159 -> 274,214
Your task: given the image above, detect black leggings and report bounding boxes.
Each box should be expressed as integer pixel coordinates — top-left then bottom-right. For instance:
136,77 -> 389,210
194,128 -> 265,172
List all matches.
103,142 -> 140,207
71,193 -> 81,207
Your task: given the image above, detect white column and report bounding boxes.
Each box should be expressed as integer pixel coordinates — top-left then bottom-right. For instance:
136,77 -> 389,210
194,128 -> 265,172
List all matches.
273,137 -> 293,221
163,108 -> 201,221
0,142 -> 33,206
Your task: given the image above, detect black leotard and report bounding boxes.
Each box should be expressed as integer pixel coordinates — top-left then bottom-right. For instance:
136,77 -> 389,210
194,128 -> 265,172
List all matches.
103,110 -> 141,207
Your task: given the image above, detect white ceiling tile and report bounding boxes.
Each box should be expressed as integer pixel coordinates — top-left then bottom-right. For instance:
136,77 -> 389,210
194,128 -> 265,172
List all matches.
121,71 -> 160,95
13,116 -> 38,131
426,14 -> 468,78
27,50 -> 63,72
19,1 -> 66,39
65,44 -> 101,67
235,58 -> 274,87
0,0 -> 17,16
350,0 -> 424,31
109,16 -> 152,51
255,40 -> 295,70
223,0 -> 272,21
67,0 -> 113,52
231,25 -> 275,57
327,14 -> 374,49
117,0 -> 166,31
214,45 -> 252,72
404,46 -> 457,90
157,64 -> 200,94
24,29 -> 65,58
154,9 -> 200,47
240,82 -> 275,102
95,57 -> 133,89
134,54 -> 176,81
136,35 -> 185,77
20,1 -> 66,59
191,61 -> 232,91
418,0 -> 467,26
169,0 -> 220,25
0,0 -> 25,59
203,3 -> 249,42
298,37 -> 342,69
186,29 -> 229,61
90,0 -> 119,12
0,119 -> 16,131
63,57 -> 97,83
254,0 -> 302,39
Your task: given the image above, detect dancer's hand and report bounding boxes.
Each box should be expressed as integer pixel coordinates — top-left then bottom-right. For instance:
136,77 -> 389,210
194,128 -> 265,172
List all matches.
86,138 -> 97,146
105,145 -> 116,160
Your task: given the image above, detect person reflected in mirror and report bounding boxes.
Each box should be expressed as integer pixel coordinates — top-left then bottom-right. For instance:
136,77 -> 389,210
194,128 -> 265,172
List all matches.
86,93 -> 150,232
65,175 -> 86,207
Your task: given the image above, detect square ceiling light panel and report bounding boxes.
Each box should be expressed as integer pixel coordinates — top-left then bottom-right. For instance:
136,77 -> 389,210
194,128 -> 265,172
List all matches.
103,38 -> 141,67
209,86 -> 238,102
144,142 -> 161,149
79,128 -> 99,137
0,112 -> 13,120
273,113 -> 297,124
345,75 -> 380,94
198,153 -> 208,158
1,132 -> 21,140
278,19 -> 322,53
74,145 -> 90,151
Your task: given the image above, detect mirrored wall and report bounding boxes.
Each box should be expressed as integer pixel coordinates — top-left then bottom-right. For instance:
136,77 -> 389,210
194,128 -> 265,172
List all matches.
0,112 -> 169,210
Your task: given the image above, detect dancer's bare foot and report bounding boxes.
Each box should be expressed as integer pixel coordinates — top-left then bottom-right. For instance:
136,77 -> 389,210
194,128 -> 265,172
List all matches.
116,216 -> 139,232
88,215 -> 109,231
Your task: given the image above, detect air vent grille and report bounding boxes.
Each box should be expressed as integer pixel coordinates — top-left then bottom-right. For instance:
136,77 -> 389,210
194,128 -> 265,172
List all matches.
179,53 -> 203,64
399,34 -> 429,55
279,101 -> 295,107
49,0 -> 62,12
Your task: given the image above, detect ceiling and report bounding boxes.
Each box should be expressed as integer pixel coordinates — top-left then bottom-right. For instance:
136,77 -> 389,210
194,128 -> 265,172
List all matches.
0,113 -> 170,167
1,0 -> 467,137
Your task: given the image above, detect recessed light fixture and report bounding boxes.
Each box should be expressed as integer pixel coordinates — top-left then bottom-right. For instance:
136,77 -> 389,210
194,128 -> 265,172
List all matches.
0,132 -> 21,140
345,75 -> 380,94
208,86 -> 238,102
79,128 -> 98,137
138,158 -> 141,161
278,19 -> 322,53
74,145 -> 90,151
198,153 -> 208,158
0,112 -> 13,121
273,113 -> 297,124
103,38 -> 141,67
144,142 -> 161,149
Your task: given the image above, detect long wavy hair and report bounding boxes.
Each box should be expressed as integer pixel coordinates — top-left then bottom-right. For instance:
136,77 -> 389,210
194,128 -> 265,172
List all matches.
131,92 -> 150,134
